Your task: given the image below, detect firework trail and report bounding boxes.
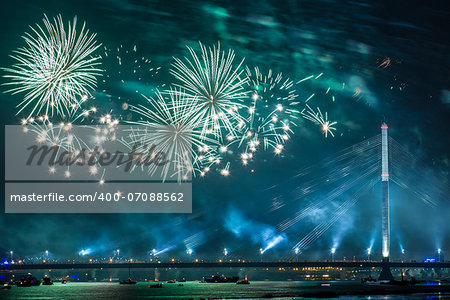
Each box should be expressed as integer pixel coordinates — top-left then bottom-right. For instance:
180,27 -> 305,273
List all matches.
170,42 -> 248,141
101,44 -> 162,114
301,104 -> 337,137
2,14 -> 102,119
125,89 -> 220,181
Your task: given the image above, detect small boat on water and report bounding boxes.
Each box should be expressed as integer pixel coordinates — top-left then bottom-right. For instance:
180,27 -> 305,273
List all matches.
361,276 -> 376,283
42,276 -> 53,285
16,274 -> 41,287
120,278 -> 137,284
120,262 -> 137,284
236,275 -> 250,285
149,283 -> 163,288
2,284 -> 12,290
203,275 -> 239,283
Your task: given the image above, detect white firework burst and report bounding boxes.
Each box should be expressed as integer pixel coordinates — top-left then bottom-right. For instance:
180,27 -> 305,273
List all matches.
2,14 -> 102,119
236,67 -> 299,157
301,104 -> 337,137
125,89 -> 220,181
170,42 -> 248,141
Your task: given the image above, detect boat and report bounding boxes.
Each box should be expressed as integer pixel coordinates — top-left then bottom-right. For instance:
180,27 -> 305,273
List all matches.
120,262 -> 137,284
16,275 -> 41,287
166,279 -> 176,283
149,283 -> 163,288
2,284 -> 12,290
236,275 -> 250,284
361,276 -> 376,283
203,275 -> 239,283
42,276 -> 53,285
120,278 -> 137,284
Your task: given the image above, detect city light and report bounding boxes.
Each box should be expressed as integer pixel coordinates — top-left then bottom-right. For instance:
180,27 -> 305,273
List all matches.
331,248 -> 336,261
224,248 -> 228,256
186,248 -> 193,255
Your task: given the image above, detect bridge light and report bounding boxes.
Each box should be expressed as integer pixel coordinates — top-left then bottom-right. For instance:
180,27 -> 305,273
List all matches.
295,247 -> 299,255
224,248 -> 228,256
186,248 -> 193,255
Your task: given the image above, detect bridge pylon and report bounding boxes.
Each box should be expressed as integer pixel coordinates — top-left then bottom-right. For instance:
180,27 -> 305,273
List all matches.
378,123 -> 394,281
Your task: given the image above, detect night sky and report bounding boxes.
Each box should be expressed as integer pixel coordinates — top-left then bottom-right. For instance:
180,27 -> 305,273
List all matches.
0,0 -> 448,262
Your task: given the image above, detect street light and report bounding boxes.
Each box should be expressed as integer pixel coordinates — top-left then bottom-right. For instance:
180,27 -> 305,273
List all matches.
331,248 -> 336,262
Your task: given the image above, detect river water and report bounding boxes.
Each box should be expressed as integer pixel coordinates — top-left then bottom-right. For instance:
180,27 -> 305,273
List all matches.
1,281 -> 449,299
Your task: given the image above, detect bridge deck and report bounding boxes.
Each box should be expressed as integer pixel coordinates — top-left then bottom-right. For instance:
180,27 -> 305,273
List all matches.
3,261 -> 449,270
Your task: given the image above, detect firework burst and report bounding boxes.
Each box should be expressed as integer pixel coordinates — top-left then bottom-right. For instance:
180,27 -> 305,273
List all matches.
170,42 -> 248,141
2,14 -> 102,119
237,67 -> 299,157
301,104 -> 337,137
125,89 -> 220,181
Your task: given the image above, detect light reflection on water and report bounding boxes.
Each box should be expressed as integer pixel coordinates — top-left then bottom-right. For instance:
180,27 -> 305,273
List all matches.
0,281 -> 449,299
